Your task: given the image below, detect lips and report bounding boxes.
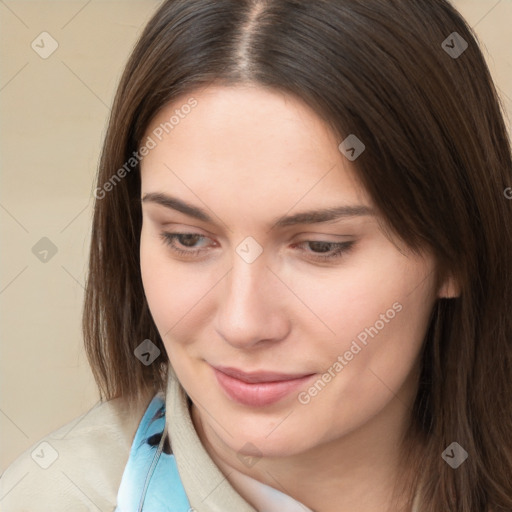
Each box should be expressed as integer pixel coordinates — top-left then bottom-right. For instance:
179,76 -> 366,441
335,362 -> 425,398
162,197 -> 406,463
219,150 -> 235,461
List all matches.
213,365 -> 313,383
211,364 -> 316,407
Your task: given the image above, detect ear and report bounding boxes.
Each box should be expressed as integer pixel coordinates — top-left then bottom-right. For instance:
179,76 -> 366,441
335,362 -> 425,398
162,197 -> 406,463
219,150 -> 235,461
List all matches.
437,274 -> 460,299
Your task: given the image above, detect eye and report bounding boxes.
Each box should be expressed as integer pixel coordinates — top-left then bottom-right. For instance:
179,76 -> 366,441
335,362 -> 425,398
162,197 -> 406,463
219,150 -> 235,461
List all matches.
159,232 -> 212,257
159,232 -> 355,262
292,240 -> 355,261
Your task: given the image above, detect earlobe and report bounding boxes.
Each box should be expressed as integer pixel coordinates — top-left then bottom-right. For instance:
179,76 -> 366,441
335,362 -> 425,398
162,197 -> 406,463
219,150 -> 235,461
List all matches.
437,275 -> 460,299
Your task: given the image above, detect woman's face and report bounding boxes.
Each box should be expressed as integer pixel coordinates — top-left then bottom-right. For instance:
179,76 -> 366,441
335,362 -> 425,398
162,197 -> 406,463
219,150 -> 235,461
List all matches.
139,84 -> 445,459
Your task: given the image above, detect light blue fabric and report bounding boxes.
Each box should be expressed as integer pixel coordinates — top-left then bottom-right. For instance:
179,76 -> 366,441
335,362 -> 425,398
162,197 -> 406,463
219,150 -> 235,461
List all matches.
115,394 -> 192,512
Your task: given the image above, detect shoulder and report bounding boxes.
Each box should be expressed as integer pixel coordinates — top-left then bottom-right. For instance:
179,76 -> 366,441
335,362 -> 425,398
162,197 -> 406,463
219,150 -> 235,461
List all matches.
0,390 -> 157,512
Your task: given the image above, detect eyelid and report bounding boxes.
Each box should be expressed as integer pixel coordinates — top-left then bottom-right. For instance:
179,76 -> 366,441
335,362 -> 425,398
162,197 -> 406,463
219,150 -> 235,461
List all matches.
151,217 -> 220,237
159,227 -> 354,244
159,230 -> 356,263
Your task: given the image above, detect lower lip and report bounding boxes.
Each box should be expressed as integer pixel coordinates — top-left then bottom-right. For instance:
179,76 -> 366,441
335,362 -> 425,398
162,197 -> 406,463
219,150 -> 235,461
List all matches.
212,368 -> 316,407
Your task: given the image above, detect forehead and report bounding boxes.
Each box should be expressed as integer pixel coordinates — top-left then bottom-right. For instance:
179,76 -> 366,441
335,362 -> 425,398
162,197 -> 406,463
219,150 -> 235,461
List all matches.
140,85 -> 371,218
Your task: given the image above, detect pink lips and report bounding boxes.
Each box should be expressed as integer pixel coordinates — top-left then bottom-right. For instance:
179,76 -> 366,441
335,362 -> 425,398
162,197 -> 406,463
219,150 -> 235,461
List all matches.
211,365 -> 315,407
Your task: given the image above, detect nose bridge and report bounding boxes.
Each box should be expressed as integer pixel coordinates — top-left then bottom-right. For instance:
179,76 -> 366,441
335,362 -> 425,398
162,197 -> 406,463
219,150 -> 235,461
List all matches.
225,245 -> 270,315
215,241 -> 287,346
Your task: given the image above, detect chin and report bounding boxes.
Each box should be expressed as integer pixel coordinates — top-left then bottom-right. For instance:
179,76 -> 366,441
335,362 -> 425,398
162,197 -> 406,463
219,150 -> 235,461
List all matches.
221,420 -> 322,459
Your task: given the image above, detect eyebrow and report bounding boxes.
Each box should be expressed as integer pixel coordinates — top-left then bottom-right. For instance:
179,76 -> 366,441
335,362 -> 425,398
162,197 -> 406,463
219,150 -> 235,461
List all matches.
141,192 -> 375,228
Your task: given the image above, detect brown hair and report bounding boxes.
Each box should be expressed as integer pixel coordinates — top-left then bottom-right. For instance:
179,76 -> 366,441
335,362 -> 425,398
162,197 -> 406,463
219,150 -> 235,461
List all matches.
83,0 -> 512,510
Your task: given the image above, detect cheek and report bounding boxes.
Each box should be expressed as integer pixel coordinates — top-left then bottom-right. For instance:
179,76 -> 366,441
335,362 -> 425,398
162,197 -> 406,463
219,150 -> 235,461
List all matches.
297,246 -> 435,382
139,227 -> 220,342
140,229 -> 189,332
296,273 -> 434,439
290,251 -> 424,349
140,229 -> 166,311
332,271 -> 434,405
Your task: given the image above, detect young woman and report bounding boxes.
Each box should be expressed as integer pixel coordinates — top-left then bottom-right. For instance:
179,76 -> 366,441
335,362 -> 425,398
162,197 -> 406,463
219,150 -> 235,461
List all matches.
2,1 -> 512,511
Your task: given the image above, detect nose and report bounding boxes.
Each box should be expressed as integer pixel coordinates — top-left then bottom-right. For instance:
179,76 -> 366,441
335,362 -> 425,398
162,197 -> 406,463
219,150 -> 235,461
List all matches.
214,250 -> 290,350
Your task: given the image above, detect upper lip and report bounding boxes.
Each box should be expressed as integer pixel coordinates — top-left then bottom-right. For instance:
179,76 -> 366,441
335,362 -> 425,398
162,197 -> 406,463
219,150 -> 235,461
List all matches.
212,365 -> 314,384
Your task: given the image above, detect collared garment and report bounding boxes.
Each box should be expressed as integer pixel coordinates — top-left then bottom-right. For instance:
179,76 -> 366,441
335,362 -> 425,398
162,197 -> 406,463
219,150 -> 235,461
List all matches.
0,366 -> 421,511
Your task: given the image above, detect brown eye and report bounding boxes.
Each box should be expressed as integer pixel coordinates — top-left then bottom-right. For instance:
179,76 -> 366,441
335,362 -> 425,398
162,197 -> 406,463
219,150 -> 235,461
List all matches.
159,232 -> 211,257
293,240 -> 355,261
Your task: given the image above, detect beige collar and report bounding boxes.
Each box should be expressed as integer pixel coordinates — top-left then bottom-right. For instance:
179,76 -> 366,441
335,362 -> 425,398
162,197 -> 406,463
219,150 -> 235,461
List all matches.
165,366 -> 257,511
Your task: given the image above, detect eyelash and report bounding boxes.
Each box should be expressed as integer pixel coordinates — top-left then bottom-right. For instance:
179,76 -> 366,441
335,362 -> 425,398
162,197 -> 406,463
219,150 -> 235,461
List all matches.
158,232 -> 355,262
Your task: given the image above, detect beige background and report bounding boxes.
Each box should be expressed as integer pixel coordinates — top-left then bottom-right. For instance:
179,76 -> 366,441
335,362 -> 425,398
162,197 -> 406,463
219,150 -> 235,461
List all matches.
0,0 -> 511,474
